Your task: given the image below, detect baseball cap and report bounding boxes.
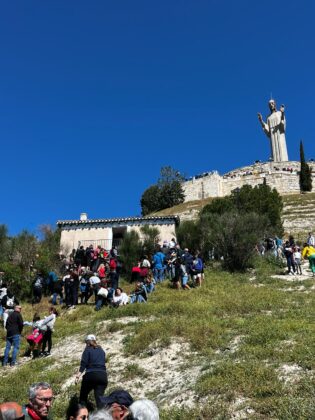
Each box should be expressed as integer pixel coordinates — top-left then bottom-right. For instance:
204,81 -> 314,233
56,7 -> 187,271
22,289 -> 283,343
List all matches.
85,334 -> 96,342
99,390 -> 134,408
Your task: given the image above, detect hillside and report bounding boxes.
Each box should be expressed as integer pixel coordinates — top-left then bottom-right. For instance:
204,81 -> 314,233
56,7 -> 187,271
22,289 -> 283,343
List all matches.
153,192 -> 315,237
0,264 -> 315,419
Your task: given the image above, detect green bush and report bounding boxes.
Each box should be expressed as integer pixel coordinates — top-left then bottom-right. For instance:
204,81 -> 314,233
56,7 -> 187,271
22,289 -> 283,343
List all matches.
119,231 -> 142,279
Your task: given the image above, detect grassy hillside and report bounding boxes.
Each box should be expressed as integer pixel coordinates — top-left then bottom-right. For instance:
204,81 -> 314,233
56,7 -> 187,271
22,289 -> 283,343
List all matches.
1,263 -> 315,419
153,192 -> 315,237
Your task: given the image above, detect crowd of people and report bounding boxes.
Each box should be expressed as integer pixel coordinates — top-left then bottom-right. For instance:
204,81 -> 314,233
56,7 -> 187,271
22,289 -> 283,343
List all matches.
28,240 -> 205,313
257,232 -> 315,276
0,379 -> 159,419
1,233 -> 315,418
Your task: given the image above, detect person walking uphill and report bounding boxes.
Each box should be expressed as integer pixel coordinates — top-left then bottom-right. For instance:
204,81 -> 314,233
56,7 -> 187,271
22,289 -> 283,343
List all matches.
40,307 -> 58,357
76,334 -> 108,409
302,243 -> 315,276
2,305 -> 23,367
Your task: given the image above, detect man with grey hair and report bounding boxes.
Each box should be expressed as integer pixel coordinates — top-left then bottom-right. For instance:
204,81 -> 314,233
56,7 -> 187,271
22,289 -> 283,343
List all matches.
89,408 -> 113,420
22,382 -> 54,419
129,399 -> 159,420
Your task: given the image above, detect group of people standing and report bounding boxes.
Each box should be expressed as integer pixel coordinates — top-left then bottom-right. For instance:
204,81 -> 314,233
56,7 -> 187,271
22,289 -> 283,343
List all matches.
1,305 -> 58,367
283,232 -> 315,276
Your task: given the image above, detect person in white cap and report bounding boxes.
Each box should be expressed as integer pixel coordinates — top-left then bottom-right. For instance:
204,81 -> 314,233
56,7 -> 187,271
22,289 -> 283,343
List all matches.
76,334 -> 107,408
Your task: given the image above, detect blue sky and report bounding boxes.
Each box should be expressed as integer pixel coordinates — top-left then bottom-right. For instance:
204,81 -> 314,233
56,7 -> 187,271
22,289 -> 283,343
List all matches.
0,0 -> 314,234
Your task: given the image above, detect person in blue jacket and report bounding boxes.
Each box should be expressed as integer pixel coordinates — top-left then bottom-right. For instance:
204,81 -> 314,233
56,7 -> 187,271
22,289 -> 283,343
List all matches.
76,334 -> 108,409
153,247 -> 165,283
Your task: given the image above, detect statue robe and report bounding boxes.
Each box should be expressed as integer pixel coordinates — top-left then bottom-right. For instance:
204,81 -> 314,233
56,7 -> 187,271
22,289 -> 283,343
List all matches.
262,111 -> 289,162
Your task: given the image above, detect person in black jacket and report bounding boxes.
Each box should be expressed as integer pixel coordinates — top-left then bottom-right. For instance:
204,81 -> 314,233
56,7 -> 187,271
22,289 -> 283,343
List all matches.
76,334 -> 108,408
2,305 -> 23,366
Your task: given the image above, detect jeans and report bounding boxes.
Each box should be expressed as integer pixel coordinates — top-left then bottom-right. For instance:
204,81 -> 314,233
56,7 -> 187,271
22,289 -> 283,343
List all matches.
144,283 -> 155,293
153,267 -> 164,283
3,334 -> 20,366
52,292 -> 63,305
130,294 -> 147,304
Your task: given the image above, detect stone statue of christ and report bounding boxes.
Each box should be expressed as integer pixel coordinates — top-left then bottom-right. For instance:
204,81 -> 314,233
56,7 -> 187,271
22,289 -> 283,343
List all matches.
258,99 -> 289,162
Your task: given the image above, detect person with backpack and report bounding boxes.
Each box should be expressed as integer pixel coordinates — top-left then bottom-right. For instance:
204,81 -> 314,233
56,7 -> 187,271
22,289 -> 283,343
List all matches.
1,291 -> 19,327
32,275 -> 44,304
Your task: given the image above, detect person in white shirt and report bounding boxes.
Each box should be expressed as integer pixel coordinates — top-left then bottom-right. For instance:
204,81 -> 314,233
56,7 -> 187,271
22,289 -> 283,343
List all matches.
293,247 -> 302,275
307,232 -> 315,247
112,288 -> 129,307
89,273 -> 101,302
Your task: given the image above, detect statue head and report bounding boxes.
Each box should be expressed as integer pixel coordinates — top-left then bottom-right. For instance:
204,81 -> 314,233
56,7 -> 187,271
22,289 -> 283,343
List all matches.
268,99 -> 276,112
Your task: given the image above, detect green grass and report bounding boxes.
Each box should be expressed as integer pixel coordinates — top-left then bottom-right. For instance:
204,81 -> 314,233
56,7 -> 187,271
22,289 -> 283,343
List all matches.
0,266 -> 314,419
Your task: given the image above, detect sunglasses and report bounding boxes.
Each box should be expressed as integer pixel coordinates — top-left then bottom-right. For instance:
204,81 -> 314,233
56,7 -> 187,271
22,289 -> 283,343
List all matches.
36,397 -> 55,403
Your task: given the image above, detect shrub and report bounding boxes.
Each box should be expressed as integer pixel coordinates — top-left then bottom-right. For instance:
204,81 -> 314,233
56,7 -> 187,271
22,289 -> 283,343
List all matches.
119,231 -> 142,279
200,211 -> 270,271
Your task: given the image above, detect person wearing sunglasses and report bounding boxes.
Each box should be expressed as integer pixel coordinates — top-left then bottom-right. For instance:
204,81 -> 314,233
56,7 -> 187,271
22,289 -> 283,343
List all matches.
22,382 -> 54,419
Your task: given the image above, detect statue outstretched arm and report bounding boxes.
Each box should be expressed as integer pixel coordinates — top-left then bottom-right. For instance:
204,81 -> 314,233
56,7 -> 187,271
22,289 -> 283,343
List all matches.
257,113 -> 270,137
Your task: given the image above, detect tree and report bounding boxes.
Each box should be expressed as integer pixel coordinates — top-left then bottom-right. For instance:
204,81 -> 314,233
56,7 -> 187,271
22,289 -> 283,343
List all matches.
0,224 -> 9,264
140,166 -> 185,215
201,211 -> 270,271
176,220 -> 202,252
140,225 -> 160,257
141,185 -> 162,216
201,184 -> 283,236
299,140 -> 312,192
35,225 -> 62,276
119,231 -> 142,280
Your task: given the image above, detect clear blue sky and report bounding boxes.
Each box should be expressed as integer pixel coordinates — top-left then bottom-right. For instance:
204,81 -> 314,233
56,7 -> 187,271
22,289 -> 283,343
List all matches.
1,0 -> 314,234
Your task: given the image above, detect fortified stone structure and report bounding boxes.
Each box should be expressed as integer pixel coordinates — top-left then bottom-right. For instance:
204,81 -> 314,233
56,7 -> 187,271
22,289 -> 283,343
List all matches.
183,161 -> 315,202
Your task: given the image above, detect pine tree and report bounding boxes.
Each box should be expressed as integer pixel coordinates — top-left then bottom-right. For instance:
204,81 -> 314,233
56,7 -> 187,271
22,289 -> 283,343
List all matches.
299,141 -> 312,192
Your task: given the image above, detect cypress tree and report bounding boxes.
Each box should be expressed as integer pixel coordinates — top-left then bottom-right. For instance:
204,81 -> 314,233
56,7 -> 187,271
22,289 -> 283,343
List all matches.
299,141 -> 312,192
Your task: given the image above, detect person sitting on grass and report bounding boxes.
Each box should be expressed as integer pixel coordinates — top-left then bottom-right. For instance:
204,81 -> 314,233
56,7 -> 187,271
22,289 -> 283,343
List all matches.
130,282 -> 147,304
143,272 -> 155,294
112,288 -> 129,307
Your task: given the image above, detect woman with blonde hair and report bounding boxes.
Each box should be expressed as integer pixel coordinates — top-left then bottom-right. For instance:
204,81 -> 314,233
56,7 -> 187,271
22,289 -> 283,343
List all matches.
76,334 -> 108,409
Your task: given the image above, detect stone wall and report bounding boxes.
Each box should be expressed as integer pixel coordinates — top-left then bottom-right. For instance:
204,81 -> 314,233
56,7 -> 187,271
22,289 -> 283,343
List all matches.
182,161 -> 315,201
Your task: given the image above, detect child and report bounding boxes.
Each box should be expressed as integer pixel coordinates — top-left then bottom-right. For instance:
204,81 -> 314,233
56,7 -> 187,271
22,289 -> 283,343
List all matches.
293,247 -> 302,275
24,313 -> 43,359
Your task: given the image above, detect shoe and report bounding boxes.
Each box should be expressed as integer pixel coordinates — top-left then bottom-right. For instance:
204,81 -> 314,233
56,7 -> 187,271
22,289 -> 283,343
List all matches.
43,351 -> 51,357
288,272 -> 293,276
